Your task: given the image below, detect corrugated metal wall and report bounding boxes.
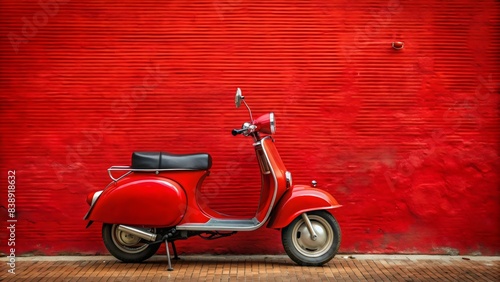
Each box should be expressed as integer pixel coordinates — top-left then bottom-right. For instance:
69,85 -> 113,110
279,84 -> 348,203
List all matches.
1,0 -> 499,255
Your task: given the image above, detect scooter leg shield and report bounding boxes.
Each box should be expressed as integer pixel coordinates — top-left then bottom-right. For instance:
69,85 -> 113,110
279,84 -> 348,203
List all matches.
87,176 -> 187,227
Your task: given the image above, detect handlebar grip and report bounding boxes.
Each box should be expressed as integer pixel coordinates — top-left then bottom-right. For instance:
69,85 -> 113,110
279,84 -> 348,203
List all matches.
232,129 -> 245,136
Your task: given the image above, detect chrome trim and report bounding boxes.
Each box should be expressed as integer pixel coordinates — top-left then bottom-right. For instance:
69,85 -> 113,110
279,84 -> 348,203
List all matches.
91,190 -> 103,206
301,213 -> 318,241
242,122 -> 256,136
177,218 -> 259,231
311,180 -> 317,187
242,98 -> 254,122
177,136 -> 279,231
269,112 -> 276,134
285,171 -> 292,189
108,170 -> 132,182
117,225 -> 157,242
83,190 -> 104,220
107,166 -> 197,182
235,88 -> 242,108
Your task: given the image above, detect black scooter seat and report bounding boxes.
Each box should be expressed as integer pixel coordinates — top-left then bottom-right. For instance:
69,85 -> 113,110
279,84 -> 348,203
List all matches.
131,152 -> 212,170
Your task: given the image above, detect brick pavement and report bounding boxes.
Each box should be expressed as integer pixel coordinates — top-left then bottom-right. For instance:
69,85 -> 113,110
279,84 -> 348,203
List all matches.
1,255 -> 499,281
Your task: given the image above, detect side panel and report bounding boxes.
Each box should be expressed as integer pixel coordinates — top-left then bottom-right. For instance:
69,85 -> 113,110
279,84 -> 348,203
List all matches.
267,185 -> 342,229
87,174 -> 187,227
161,170 -> 211,224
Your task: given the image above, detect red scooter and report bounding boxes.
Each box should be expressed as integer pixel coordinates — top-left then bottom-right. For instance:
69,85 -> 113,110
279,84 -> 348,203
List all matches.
84,88 -> 342,270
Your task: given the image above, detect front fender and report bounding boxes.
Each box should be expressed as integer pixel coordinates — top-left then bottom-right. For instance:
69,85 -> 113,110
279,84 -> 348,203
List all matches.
267,184 -> 341,229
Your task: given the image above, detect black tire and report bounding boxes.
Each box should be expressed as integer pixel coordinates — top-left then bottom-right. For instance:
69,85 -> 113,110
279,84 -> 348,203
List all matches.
282,210 -> 341,266
102,223 -> 161,263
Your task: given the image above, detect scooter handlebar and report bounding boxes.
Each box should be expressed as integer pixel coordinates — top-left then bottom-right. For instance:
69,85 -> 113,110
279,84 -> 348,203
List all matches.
231,128 -> 246,136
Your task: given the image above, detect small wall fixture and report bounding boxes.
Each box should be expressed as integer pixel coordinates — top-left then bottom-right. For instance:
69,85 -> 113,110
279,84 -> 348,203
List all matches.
392,41 -> 404,50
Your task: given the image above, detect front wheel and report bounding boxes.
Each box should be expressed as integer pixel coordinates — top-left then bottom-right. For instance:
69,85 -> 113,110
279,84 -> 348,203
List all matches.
102,223 -> 161,263
282,210 -> 341,266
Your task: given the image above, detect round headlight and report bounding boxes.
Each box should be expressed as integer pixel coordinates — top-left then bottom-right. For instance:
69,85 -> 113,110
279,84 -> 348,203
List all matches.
253,112 -> 276,134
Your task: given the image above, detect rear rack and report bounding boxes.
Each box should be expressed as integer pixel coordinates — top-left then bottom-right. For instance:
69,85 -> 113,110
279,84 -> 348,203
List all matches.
107,166 -> 197,182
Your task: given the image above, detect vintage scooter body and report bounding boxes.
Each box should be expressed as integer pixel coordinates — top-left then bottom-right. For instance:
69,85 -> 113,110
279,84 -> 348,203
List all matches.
84,89 -> 342,270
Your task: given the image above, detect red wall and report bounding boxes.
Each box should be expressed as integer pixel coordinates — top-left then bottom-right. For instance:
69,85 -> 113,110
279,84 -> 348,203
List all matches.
1,0 -> 499,256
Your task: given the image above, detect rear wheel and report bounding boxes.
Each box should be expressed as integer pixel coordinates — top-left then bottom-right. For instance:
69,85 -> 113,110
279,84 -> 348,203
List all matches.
282,211 -> 341,266
102,223 -> 161,263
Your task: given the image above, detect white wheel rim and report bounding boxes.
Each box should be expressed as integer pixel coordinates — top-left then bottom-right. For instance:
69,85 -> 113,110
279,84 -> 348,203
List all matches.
111,225 -> 152,254
291,215 -> 334,258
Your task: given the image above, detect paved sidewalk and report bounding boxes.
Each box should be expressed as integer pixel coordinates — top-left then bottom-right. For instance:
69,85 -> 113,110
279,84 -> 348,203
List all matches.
1,255 -> 499,281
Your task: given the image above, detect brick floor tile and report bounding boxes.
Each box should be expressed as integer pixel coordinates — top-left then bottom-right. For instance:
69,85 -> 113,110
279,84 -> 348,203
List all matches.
1,255 -> 499,281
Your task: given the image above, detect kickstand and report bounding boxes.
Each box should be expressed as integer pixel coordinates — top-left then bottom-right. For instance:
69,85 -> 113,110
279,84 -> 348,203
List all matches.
164,239 -> 174,271
171,241 -> 180,260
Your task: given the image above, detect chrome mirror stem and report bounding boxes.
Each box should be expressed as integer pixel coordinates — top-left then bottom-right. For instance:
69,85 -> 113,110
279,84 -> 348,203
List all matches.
242,99 -> 254,122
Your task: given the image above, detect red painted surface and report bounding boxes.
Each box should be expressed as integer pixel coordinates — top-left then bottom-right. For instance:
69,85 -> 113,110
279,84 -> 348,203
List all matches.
253,112 -> 276,134
86,174 -> 188,227
85,132 -> 308,229
0,0 -> 499,256
267,185 -> 342,229
253,136 -> 288,223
